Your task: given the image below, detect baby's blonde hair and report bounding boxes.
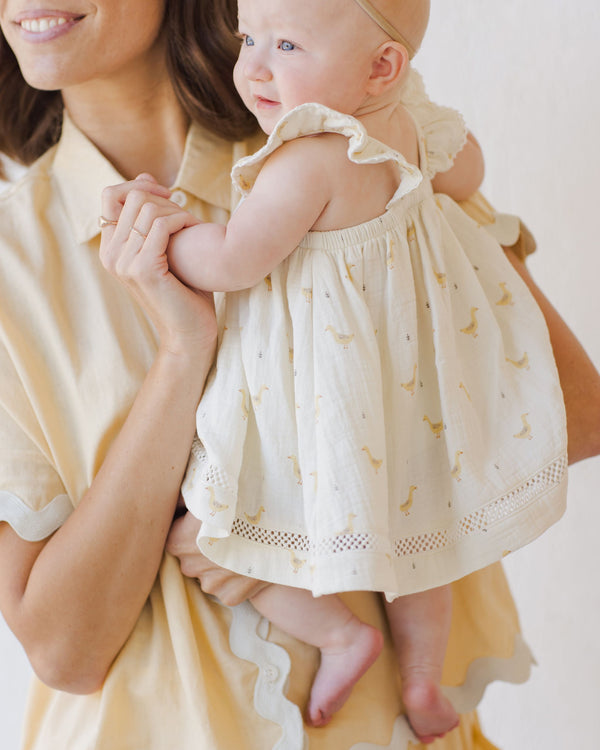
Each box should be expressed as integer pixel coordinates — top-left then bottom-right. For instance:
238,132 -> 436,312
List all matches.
352,0 -> 430,58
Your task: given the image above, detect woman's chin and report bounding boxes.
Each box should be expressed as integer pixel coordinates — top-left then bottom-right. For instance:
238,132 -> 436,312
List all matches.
15,57 -> 72,92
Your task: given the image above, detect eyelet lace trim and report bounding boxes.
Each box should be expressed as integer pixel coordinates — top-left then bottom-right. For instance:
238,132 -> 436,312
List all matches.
227,455 -> 566,559
395,454 -> 567,557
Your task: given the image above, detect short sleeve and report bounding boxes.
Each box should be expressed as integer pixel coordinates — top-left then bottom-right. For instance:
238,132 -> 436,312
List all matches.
0,353 -> 72,541
400,68 -> 468,178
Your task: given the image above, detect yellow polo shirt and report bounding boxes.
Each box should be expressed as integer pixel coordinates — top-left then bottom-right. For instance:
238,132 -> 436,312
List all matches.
0,115 -> 528,749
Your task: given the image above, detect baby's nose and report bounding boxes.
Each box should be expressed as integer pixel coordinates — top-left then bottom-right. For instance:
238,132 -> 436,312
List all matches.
244,57 -> 272,82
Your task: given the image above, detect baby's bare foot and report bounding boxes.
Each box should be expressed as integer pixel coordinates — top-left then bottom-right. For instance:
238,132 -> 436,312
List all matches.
402,674 -> 459,744
306,621 -> 383,727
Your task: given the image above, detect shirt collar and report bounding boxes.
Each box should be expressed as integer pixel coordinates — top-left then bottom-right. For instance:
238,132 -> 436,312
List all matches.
53,112 -> 238,245
172,121 -> 235,213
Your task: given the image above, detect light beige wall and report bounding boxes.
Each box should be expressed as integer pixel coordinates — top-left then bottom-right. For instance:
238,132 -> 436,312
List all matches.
419,1 -> 600,747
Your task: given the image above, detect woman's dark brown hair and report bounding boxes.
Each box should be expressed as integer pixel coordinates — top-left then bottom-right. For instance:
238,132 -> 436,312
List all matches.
0,0 -> 257,178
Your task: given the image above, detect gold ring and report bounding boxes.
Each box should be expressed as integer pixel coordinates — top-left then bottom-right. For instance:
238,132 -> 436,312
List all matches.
98,216 -> 118,228
130,226 -> 148,240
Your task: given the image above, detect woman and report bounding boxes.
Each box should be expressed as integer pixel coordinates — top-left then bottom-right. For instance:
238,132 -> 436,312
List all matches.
0,1 -> 597,748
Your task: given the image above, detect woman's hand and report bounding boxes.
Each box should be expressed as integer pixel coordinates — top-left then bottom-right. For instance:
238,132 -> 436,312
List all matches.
99,173 -> 217,358
167,511 -> 270,606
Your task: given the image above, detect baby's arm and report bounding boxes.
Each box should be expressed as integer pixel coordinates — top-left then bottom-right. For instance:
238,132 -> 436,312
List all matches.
431,132 -> 485,202
167,138 -> 333,292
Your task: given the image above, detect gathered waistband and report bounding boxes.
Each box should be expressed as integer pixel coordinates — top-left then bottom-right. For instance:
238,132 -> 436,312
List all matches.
298,179 -> 433,251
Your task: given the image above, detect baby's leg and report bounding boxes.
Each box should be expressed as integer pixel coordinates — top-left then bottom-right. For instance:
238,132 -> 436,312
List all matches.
251,585 -> 383,727
385,585 -> 459,744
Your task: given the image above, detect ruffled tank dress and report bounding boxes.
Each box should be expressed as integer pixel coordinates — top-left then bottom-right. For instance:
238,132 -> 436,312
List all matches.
182,95 -> 568,599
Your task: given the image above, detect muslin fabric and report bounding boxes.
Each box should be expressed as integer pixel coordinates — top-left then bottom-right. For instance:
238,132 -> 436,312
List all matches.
183,101 -> 568,598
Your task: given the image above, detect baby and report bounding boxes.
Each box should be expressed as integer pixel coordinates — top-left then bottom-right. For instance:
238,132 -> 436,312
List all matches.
108,0 -> 567,742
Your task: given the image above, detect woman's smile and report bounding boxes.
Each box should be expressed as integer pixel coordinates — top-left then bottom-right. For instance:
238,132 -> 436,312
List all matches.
13,9 -> 84,41
1,1 -> 167,92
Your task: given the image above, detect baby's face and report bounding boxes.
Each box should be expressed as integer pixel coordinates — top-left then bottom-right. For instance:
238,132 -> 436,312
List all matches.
234,0 -> 378,134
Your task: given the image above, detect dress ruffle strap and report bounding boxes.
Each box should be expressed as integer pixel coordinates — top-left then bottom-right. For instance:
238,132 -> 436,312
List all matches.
399,68 -> 468,178
231,102 -> 423,206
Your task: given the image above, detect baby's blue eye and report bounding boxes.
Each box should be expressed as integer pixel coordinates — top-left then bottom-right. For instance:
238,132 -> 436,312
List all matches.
280,40 -> 295,51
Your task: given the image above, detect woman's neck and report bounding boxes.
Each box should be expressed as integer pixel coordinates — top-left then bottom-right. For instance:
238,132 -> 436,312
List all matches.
62,51 -> 189,187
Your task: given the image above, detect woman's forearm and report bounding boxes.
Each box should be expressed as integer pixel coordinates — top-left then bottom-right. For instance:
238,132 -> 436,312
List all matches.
504,248 -> 600,465
4,344 -> 213,693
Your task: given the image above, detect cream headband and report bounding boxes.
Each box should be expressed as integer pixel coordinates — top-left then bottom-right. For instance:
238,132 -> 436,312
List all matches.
352,0 -> 417,58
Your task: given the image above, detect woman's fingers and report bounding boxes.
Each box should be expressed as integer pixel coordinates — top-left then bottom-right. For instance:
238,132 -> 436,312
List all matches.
166,512 -> 269,606
100,189 -> 187,273
115,210 -> 198,281
99,178 -> 217,362
101,174 -> 171,220
166,511 -> 204,552
100,187 -> 215,354
99,176 -> 171,258
134,172 -> 161,184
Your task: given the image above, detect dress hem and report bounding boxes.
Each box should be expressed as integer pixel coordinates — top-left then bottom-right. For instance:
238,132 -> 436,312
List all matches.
197,453 -> 567,597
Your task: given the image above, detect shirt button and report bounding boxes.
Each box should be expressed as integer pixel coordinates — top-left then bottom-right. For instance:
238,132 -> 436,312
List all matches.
170,189 -> 187,207
263,665 -> 279,683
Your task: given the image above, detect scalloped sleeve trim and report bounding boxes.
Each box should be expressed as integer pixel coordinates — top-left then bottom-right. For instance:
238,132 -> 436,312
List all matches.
0,491 -> 73,541
400,68 -> 468,178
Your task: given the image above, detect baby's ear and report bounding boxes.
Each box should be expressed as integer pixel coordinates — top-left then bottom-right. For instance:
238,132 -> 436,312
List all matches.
366,42 -> 410,95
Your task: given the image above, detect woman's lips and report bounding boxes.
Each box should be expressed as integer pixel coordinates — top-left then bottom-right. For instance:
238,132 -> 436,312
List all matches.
14,11 -> 84,40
